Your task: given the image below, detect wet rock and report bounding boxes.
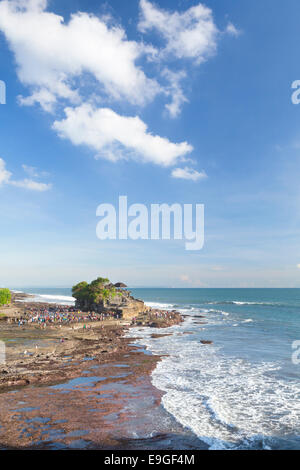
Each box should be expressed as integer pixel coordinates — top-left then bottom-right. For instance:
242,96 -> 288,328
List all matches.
151,333 -> 172,339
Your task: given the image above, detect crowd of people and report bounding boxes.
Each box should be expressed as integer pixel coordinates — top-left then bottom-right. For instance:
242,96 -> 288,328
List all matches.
13,305 -> 121,327
149,309 -> 179,320
8,303 -> 180,329
131,308 -> 179,324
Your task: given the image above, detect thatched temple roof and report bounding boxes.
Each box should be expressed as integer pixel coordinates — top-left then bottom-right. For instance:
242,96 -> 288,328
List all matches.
114,282 -> 127,288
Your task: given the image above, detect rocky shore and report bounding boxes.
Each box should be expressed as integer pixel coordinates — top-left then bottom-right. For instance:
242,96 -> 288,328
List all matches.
0,294 -> 188,450
0,293 -> 182,392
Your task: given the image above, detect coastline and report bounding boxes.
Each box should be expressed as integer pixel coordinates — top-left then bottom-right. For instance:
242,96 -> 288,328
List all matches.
0,292 -> 195,450
1,289 -> 298,449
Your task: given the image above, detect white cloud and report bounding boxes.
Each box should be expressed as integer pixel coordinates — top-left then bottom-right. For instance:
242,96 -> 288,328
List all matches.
297,264 -> 300,269
210,265 -> 225,272
10,179 -> 52,191
22,164 -> 49,178
53,104 -> 193,167
171,166 -> 207,181
22,164 -> 39,177
0,158 -> 51,191
179,273 -> 207,287
18,88 -> 57,113
0,0 -> 239,171
0,158 -> 12,185
0,0 -> 160,110
226,22 -> 241,37
138,0 -> 219,63
162,68 -> 188,118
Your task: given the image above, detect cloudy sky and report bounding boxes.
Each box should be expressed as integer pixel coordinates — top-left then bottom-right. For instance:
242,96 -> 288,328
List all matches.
0,0 -> 300,287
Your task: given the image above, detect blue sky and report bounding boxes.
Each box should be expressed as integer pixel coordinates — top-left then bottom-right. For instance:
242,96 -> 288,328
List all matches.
0,0 -> 300,287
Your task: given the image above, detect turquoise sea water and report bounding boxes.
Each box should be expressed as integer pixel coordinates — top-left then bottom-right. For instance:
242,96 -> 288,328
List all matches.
14,287 -> 300,449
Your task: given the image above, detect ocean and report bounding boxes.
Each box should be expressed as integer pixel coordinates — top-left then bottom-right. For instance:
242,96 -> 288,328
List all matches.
13,287 -> 300,450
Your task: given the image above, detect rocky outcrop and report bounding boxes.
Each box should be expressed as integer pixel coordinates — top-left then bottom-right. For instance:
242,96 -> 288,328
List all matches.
75,287 -> 146,320
115,298 -> 146,320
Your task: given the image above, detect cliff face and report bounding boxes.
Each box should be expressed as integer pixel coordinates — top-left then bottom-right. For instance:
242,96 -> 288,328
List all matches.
75,289 -> 147,320
113,298 -> 146,319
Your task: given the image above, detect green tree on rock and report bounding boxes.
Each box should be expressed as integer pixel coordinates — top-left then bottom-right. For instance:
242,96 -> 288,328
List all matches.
72,277 -> 117,307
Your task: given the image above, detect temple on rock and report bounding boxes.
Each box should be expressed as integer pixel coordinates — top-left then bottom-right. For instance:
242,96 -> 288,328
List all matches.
72,277 -> 147,320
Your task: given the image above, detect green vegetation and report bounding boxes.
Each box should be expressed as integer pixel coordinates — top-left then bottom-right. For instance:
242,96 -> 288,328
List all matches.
0,288 -> 11,306
72,277 -> 117,305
